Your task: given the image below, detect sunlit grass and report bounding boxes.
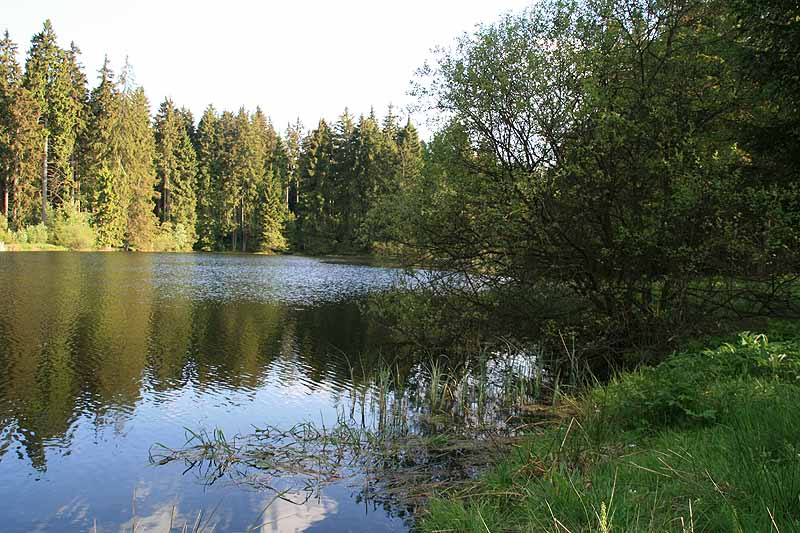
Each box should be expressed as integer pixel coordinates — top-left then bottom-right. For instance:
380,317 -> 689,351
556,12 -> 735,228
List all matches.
420,329 -> 800,532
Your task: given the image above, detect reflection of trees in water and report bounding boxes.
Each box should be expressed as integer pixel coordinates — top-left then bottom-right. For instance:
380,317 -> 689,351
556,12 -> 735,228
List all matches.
0,255 -> 395,470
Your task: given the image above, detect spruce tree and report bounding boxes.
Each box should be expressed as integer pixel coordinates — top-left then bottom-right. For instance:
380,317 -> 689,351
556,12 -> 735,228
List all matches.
0,31 -> 40,227
284,119 -> 303,214
331,109 -> 358,247
154,97 -> 197,247
23,20 -> 82,221
65,42 -> 88,204
223,108 -> 264,251
396,118 -> 423,186
352,111 -> 382,246
258,170 -> 287,252
92,164 -> 124,247
296,119 -> 332,252
83,57 -> 118,211
195,105 -> 223,250
111,65 -> 158,249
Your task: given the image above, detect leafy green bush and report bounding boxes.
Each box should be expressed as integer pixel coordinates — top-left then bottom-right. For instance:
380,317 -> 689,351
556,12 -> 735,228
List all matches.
151,222 -> 193,252
0,214 -> 12,243
52,202 -> 96,250
15,223 -> 48,245
591,332 -> 800,430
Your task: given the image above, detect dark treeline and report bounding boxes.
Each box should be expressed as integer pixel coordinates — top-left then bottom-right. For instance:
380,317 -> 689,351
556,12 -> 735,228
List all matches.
0,20 -> 424,253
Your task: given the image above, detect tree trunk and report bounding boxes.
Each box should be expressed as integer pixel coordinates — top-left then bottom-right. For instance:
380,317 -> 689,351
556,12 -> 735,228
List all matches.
71,152 -> 77,204
11,155 -> 18,223
2,173 -> 7,217
241,197 -> 246,252
42,130 -> 48,224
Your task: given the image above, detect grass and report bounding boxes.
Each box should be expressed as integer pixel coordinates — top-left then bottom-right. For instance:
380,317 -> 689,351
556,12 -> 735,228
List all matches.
420,324 -> 800,532
2,242 -> 69,251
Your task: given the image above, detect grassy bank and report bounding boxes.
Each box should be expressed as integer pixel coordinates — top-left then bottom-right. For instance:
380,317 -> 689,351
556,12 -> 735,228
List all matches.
421,323 -> 800,532
2,242 -> 69,251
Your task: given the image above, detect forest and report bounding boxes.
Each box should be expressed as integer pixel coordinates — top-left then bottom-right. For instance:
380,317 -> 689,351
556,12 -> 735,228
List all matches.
0,20 -> 424,254
1,0 -> 797,354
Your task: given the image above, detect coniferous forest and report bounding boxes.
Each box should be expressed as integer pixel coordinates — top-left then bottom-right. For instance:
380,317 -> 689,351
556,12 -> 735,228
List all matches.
0,20 -> 424,254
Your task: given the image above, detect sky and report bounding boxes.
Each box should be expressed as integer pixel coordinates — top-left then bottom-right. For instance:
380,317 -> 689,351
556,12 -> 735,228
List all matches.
2,0 -> 532,137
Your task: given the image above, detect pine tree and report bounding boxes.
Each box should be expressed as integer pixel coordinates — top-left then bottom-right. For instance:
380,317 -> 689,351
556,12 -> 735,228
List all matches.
0,30 -> 40,227
222,108 -> 265,251
195,105 -> 223,250
396,118 -> 423,186
92,164 -> 124,247
351,110 -> 382,246
111,64 -> 158,249
154,97 -> 197,247
23,20 -> 82,221
285,119 -> 303,214
82,56 -> 118,211
330,109 -> 354,242
258,171 -> 287,252
65,42 -> 88,204
296,119 -> 332,252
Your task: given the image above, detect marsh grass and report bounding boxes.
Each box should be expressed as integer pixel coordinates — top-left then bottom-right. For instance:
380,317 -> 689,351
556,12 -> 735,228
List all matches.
149,341 -> 572,516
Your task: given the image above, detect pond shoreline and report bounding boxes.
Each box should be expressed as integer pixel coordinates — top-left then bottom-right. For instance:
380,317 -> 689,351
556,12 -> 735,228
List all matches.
419,321 -> 800,532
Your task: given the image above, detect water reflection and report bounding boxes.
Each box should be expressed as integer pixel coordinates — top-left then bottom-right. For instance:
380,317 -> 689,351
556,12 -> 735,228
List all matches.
0,252 -> 406,532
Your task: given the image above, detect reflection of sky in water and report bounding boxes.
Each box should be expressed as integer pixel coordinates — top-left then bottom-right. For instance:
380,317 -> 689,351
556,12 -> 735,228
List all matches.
0,253 -> 408,532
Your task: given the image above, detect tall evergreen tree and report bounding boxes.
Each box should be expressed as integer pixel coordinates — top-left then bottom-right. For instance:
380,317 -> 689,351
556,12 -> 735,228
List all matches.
195,105 -> 223,250
223,108 -> 264,251
0,30 -> 40,227
82,56 -> 118,211
154,97 -> 197,246
396,118 -> 423,186
284,119 -> 303,214
258,171 -> 288,252
330,109 -> 358,246
23,20 -> 82,221
111,66 -> 158,249
65,42 -> 88,204
296,119 -> 333,251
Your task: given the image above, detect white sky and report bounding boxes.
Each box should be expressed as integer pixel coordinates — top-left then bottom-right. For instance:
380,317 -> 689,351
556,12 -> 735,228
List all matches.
2,0 -> 531,137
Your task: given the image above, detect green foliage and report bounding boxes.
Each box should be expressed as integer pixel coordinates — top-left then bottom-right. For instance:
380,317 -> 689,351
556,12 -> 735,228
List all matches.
92,165 -> 124,247
257,172 -> 288,252
115,82 -> 159,251
422,330 -> 800,532
15,222 -> 48,244
389,0 -> 800,353
593,332 -> 800,430
0,212 -> 10,242
2,20 -> 421,256
52,201 -> 95,250
151,222 -> 193,252
194,105 -> 223,251
155,98 -> 197,244
23,20 -> 85,219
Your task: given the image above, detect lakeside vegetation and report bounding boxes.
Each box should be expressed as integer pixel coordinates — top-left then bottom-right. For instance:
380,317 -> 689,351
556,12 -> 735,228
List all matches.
2,0 -> 799,529
421,324 -> 800,532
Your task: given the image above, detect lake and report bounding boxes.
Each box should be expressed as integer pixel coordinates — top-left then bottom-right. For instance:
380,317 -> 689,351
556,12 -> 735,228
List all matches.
0,252 -> 410,532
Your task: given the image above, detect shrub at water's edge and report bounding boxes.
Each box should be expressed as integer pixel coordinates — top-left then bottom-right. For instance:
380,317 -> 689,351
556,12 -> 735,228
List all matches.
420,326 -> 800,532
52,202 -> 96,250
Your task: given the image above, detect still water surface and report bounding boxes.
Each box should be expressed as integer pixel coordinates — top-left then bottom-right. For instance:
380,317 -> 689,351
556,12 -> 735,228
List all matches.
0,253 -> 407,532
